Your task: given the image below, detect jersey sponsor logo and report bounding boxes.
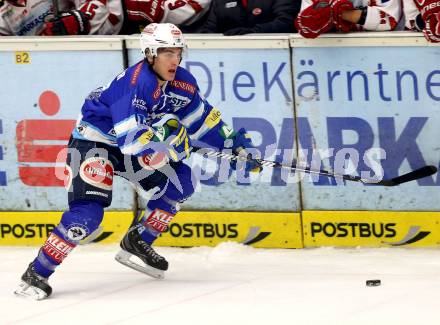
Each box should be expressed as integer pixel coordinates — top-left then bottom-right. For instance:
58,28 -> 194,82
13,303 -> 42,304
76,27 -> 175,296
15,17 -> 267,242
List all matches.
42,232 -> 75,263
170,80 -> 196,94
16,11 -> 51,35
168,92 -> 190,110
132,94 -> 148,110
205,108 -> 221,128
79,157 -> 114,190
131,62 -> 143,85
153,84 -> 161,100
144,209 -> 175,232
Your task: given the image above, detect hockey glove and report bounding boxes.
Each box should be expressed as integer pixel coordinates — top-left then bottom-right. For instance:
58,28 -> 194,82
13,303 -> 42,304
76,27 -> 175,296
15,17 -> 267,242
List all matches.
424,12 -> 440,42
162,119 -> 192,162
43,10 -> 91,35
225,128 -> 262,173
329,0 -> 355,32
295,0 -> 334,39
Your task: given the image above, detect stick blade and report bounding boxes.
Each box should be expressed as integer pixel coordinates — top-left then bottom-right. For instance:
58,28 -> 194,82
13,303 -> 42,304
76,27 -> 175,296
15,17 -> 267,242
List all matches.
379,165 -> 438,186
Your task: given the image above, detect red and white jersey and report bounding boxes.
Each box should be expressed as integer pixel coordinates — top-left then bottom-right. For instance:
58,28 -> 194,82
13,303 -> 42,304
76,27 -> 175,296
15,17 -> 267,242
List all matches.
403,0 -> 423,31
299,0 -> 403,31
125,0 -> 211,26
72,0 -> 123,34
0,0 -> 123,35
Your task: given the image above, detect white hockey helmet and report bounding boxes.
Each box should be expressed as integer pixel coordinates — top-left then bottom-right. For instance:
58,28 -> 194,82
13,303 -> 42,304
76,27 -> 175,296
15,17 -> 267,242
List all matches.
140,23 -> 186,57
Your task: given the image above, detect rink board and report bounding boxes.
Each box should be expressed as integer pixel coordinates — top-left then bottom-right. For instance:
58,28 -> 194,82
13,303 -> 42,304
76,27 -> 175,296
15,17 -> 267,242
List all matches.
0,211 -> 134,246
303,211 -> 440,247
0,211 -> 302,248
155,211 -> 302,248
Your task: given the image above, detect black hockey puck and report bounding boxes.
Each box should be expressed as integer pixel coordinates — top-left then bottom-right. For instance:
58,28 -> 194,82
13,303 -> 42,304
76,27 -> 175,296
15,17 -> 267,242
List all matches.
366,279 -> 381,287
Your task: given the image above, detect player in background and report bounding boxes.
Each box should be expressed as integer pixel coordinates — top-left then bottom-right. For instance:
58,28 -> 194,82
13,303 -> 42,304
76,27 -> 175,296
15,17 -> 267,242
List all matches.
0,0 -> 123,35
294,0 -> 403,39
14,23 -> 262,301
120,0 -> 211,34
403,0 -> 440,42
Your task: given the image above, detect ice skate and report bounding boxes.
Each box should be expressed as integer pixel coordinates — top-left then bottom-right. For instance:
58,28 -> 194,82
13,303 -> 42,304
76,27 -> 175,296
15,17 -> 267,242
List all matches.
14,263 -> 52,300
115,226 -> 168,279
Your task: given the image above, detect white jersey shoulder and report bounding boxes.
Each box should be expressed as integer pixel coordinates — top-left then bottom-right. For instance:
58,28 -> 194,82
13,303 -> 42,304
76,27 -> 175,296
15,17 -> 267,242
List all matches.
71,0 -> 123,34
402,0 -> 422,31
161,0 -> 211,25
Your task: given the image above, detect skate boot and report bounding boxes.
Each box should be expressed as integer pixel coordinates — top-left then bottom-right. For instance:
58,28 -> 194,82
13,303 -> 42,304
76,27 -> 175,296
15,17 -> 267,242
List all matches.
14,263 -> 52,300
115,225 -> 168,279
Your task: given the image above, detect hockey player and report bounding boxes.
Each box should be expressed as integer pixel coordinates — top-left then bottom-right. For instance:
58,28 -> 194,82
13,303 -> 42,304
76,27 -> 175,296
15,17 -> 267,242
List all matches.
14,23 -> 262,301
294,0 -> 403,39
404,0 -> 440,42
0,0 -> 123,35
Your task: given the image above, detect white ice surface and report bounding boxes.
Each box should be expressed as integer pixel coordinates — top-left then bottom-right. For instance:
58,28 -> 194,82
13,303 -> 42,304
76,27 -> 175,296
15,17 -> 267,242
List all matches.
2,243 -> 440,325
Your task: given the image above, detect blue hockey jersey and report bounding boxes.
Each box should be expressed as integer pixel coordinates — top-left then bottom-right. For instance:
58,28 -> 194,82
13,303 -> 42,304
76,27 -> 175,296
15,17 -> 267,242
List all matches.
73,60 -> 231,156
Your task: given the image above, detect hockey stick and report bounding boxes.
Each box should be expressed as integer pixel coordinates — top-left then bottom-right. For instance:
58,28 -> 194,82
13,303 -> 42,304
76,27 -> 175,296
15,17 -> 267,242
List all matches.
192,146 -> 437,186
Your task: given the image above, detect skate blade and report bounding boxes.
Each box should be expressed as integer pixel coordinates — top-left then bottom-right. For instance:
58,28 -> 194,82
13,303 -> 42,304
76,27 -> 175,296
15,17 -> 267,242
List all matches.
115,250 -> 165,280
14,281 -> 48,301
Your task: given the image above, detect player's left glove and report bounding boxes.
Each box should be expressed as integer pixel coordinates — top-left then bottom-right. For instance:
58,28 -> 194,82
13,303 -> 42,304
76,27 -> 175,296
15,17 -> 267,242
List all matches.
225,128 -> 262,173
295,0 -> 334,39
329,0 -> 355,32
43,10 -> 91,35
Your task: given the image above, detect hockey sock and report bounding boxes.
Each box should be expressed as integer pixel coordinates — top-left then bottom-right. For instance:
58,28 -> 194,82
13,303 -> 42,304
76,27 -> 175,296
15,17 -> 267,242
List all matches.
33,200 -> 104,278
137,197 -> 177,244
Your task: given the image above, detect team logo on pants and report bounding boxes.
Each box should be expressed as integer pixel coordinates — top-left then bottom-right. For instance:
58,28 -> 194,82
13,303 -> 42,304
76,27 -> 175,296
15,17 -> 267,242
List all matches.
79,157 -> 114,190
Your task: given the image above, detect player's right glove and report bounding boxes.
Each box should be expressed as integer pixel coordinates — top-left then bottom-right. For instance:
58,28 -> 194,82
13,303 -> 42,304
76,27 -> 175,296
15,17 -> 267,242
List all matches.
413,0 -> 440,42
43,10 -> 91,35
224,128 -> 262,173
423,12 -> 440,42
295,0 -> 334,38
329,0 -> 355,32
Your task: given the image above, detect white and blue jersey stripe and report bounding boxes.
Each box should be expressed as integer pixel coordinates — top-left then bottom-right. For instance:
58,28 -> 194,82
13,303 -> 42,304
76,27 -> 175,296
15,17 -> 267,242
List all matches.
73,60 -> 227,156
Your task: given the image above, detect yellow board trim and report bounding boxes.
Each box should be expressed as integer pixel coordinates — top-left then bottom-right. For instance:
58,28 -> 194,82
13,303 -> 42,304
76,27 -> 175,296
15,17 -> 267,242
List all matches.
0,211 -> 303,248
302,211 -> 440,247
0,211 -> 133,246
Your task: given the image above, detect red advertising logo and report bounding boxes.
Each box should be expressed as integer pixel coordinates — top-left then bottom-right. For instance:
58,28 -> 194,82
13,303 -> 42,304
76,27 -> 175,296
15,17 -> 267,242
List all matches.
16,90 -> 75,186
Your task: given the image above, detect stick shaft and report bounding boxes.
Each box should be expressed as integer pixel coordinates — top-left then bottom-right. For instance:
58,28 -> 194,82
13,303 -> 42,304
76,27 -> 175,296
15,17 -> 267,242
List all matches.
193,146 -> 437,186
